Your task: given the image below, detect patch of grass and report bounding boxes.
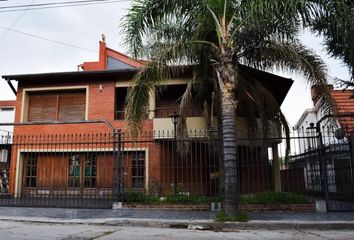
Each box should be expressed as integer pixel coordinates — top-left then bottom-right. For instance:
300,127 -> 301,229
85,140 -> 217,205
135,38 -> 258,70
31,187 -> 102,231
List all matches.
215,211 -> 249,222
239,192 -> 309,204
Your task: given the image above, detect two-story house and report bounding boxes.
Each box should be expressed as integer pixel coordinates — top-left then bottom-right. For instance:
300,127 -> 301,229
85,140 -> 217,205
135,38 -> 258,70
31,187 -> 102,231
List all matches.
2,37 -> 293,206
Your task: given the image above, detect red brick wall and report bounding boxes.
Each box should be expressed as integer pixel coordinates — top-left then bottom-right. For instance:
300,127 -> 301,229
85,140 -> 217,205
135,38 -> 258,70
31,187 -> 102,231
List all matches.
88,80 -> 115,121
9,79 -> 157,194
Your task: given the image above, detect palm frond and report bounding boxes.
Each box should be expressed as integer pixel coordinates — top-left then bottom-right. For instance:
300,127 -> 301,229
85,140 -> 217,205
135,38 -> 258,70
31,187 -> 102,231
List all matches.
126,39 -> 216,132
241,38 -> 338,122
121,0 -> 202,57
125,60 -> 169,133
240,0 -> 317,27
241,39 -> 328,85
310,0 -> 354,80
177,80 -> 194,155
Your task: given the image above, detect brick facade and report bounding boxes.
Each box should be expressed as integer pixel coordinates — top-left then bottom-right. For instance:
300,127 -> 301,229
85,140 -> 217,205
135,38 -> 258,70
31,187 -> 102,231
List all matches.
2,39 -> 293,199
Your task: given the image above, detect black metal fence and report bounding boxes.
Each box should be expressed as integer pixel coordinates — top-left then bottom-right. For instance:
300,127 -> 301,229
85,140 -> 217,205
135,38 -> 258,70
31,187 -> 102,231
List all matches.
291,125 -> 354,212
0,125 -> 353,211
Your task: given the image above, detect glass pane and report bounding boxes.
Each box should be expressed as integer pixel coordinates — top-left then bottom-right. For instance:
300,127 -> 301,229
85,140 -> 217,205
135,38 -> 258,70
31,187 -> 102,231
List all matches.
74,166 -> 80,177
68,155 -> 81,188
85,166 -> 91,176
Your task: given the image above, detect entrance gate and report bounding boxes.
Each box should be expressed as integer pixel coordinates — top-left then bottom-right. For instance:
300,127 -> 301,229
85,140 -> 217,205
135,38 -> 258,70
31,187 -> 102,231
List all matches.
295,126 -> 354,211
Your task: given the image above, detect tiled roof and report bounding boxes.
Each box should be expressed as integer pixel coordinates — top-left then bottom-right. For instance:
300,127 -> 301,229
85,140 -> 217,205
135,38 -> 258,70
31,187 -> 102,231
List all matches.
331,89 -> 354,133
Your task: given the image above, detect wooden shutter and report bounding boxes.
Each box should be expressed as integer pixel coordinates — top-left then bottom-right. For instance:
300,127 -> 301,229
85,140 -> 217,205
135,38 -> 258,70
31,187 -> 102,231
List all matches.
58,91 -> 86,121
28,93 -> 57,122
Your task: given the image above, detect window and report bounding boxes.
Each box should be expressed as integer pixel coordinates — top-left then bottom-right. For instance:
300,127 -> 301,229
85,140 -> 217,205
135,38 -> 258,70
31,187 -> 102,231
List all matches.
84,154 -> 97,188
155,85 -> 201,118
68,153 -> 97,188
28,90 -> 86,122
131,152 -> 145,188
0,149 -> 8,163
115,87 -> 128,120
24,154 -> 37,188
0,107 -> 14,112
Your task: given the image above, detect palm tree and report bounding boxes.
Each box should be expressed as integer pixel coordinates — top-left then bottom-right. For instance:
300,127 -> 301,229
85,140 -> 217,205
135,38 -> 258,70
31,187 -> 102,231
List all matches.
122,0 -> 330,215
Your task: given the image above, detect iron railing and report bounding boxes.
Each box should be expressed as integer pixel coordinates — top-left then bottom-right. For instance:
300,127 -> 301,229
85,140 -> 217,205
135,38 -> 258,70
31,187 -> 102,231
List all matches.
0,126 -> 352,210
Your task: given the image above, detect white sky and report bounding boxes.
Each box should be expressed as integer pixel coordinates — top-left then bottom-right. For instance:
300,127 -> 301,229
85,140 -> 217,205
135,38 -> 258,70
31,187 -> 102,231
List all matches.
0,0 -> 351,126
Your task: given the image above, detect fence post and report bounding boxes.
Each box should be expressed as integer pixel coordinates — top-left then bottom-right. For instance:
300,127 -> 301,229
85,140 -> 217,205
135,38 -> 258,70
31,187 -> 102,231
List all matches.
272,143 -> 281,192
112,129 -> 123,201
316,125 -> 329,211
349,135 -> 354,183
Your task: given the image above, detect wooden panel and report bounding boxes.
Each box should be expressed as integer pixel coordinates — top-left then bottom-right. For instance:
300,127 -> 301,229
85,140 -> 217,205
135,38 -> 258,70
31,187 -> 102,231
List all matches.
36,154 -> 67,188
96,154 -> 113,188
51,155 -> 68,188
28,93 -> 57,122
58,91 -> 86,121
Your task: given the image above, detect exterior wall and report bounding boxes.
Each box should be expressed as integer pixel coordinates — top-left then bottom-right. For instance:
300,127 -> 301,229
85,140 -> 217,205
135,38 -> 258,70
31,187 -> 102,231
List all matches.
295,110 -> 318,152
9,79 -> 156,194
296,111 -> 318,131
9,71 -> 286,197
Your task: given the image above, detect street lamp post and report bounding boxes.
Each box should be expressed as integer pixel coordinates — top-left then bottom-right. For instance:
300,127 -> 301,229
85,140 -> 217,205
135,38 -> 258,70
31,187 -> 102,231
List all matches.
170,111 -> 180,196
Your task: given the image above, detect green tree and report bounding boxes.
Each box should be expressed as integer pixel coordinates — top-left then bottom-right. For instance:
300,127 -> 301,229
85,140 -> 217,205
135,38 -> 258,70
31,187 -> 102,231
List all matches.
122,0 -> 330,215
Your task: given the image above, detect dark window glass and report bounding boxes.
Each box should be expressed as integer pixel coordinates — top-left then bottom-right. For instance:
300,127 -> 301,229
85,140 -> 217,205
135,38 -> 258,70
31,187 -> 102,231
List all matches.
25,154 -> 37,188
84,154 -> 97,188
132,152 -> 145,189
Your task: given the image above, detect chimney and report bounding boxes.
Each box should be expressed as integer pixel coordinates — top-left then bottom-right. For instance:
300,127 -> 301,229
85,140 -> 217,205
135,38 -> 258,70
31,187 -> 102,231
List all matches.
311,84 -> 333,106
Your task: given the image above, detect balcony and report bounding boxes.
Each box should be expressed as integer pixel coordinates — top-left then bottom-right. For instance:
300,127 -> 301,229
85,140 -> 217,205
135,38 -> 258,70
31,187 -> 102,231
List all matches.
153,106 -> 212,139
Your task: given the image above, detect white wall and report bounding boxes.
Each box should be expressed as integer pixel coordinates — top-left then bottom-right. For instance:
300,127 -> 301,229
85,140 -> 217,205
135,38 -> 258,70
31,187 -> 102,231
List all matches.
0,106 -> 15,135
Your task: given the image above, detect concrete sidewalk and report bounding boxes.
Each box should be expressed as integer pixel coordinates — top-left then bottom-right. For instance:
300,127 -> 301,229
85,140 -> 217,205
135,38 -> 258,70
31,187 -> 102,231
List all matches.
0,207 -> 354,230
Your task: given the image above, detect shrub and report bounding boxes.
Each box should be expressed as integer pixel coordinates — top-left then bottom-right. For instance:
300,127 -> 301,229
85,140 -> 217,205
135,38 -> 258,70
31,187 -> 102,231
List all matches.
239,192 -> 309,204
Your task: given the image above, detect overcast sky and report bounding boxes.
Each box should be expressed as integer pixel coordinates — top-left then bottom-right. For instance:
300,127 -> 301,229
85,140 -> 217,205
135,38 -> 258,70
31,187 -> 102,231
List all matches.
0,0 -> 351,126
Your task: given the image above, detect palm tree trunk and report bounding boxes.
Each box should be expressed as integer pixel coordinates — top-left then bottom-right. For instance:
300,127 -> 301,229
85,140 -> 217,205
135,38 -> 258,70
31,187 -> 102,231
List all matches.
217,46 -> 239,215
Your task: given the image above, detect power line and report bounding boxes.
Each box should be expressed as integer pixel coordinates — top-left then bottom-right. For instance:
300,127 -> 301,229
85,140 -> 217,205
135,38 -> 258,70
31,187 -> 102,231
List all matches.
0,25 -> 97,53
0,0 -> 129,13
0,0 -> 116,9
0,0 -> 36,42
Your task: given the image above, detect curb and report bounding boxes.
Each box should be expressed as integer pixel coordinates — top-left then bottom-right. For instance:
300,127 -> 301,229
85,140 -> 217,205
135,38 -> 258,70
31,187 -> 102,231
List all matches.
1,217 -> 354,230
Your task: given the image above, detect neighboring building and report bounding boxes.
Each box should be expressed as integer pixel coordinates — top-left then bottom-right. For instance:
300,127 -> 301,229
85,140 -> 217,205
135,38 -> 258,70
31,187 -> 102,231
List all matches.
295,85 -> 354,152
0,100 -> 15,167
0,100 -> 15,134
1,37 -> 293,202
0,100 -> 14,194
293,86 -> 354,195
